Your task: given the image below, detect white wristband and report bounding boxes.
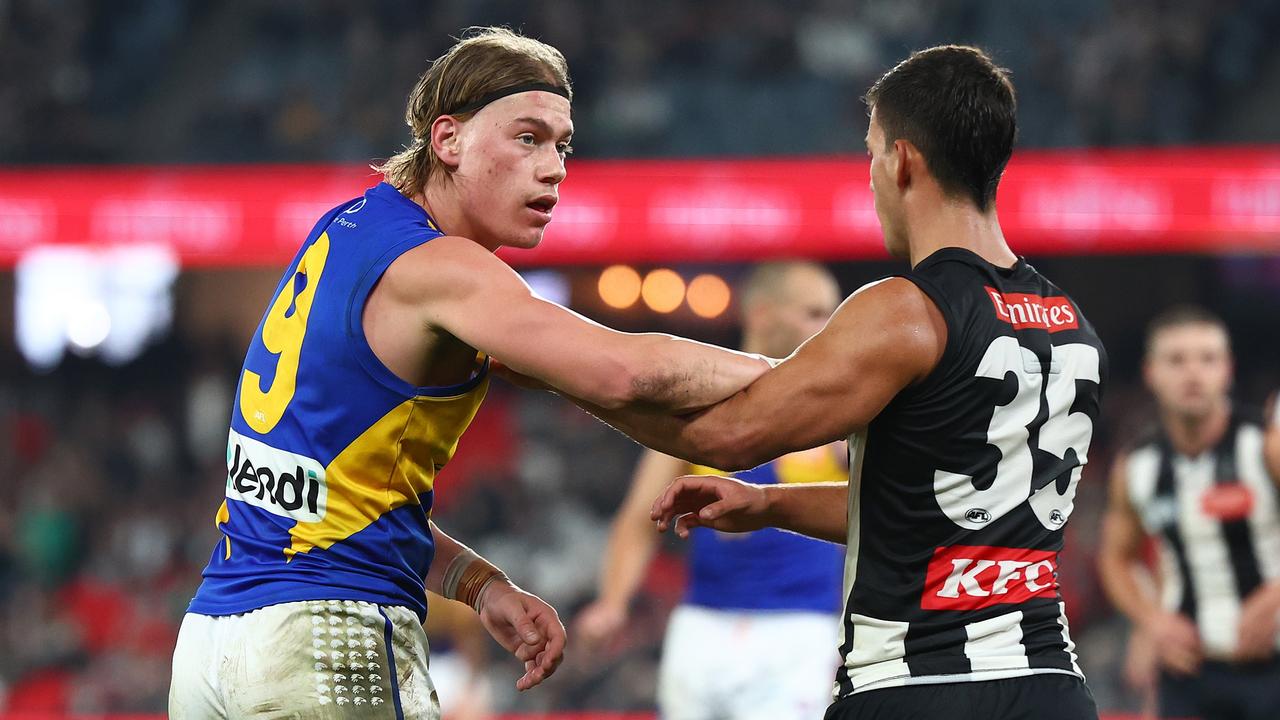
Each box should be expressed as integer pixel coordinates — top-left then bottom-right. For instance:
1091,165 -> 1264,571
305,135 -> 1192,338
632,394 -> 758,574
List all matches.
441,547 -> 480,601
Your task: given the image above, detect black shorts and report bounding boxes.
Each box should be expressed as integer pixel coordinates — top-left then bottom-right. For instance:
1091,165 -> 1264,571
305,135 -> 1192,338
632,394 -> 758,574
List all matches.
1158,658 -> 1280,720
824,674 -> 1098,720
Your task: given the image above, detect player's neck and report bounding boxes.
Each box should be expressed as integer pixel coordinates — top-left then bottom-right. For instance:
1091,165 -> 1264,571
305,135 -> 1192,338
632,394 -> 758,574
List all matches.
1161,400 -> 1231,458
414,181 -> 499,252
907,201 -> 1017,270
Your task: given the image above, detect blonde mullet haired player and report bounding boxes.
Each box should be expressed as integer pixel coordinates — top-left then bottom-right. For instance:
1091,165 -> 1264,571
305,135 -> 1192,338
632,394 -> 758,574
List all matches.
172,27 -> 770,719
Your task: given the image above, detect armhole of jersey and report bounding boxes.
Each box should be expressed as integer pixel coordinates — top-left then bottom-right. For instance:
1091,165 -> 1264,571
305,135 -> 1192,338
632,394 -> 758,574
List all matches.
895,272 -> 960,396
1122,450 -> 1139,510
1125,444 -> 1160,511
346,234 -> 490,399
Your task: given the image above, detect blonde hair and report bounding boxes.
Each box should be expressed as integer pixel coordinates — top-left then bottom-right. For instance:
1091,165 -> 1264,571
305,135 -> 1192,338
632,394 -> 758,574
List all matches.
375,27 -> 572,193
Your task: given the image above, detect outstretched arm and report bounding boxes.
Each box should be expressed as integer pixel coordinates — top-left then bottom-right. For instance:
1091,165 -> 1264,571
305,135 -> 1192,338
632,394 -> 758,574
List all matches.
384,236 -> 770,412
572,277 -> 945,471
649,473 -> 850,543
427,522 -> 565,691
575,450 -> 688,647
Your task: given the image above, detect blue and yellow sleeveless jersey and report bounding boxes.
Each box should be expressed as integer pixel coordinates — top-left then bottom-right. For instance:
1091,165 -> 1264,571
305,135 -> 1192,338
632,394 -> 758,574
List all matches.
189,182 -> 488,622
685,446 -> 846,613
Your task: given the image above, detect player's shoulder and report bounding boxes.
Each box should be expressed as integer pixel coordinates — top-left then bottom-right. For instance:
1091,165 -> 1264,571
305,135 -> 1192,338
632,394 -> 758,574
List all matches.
1110,423 -> 1165,487
839,277 -> 943,337
316,184 -> 443,261
828,277 -> 945,382
381,234 -> 511,299
845,275 -> 937,314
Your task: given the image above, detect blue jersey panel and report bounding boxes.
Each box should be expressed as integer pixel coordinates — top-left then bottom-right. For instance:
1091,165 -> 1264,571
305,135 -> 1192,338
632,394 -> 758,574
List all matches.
685,453 -> 846,613
189,183 -> 489,622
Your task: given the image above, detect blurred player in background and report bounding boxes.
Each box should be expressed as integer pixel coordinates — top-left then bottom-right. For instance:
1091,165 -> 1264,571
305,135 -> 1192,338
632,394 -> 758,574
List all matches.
575,262 -> 845,720
1098,307 -> 1280,720
550,45 -> 1106,719
169,27 -> 770,719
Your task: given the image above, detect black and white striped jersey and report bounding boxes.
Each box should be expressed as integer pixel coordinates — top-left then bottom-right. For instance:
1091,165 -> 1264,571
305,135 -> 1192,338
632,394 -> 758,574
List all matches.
835,248 -> 1107,698
1124,411 -> 1280,658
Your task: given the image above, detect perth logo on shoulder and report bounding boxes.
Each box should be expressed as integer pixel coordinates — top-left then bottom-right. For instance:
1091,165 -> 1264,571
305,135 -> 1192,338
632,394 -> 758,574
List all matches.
226,429 -> 327,522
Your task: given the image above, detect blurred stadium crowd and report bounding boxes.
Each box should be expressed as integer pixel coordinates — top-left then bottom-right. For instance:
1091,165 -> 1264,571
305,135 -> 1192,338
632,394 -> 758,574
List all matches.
1,255 -> 1278,713
3,0 -> 1280,166
3,0 -> 1280,716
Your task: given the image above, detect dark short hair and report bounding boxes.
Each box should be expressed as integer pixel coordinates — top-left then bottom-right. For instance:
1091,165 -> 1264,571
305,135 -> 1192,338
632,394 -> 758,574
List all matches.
865,45 -> 1017,212
1145,305 -> 1230,355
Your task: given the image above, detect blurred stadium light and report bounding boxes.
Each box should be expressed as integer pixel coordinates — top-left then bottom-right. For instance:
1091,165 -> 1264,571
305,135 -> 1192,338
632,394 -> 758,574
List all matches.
15,244 -> 177,369
598,265 -> 643,309
640,269 -> 685,313
686,274 -> 732,319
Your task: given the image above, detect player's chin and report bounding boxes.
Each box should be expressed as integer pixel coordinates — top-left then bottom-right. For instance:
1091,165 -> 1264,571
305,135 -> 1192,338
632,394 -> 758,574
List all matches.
506,224 -> 548,250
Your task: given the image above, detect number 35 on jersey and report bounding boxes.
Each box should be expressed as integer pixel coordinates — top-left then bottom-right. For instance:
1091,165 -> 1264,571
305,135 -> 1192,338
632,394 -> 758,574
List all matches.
934,337 -> 1101,531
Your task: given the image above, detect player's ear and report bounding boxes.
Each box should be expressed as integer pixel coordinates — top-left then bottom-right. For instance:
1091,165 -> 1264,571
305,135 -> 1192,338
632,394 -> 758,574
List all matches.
891,139 -> 913,191
430,115 -> 463,170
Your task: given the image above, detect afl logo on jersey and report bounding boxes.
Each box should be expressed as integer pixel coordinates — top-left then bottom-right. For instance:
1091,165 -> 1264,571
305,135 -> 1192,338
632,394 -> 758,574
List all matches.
225,429 -> 327,522
965,508 -> 992,524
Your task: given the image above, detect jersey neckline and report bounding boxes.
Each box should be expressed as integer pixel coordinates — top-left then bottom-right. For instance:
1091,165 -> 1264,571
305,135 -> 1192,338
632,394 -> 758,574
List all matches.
916,246 -> 1027,278
371,181 -> 443,233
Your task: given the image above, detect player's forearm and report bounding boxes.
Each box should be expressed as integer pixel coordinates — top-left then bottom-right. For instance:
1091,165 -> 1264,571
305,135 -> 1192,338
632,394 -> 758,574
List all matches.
597,512 -> 660,608
571,399 -> 754,471
425,525 -> 471,597
760,482 -> 849,543
426,523 -> 513,605
1097,551 -> 1163,628
570,396 -> 699,457
625,335 -> 772,413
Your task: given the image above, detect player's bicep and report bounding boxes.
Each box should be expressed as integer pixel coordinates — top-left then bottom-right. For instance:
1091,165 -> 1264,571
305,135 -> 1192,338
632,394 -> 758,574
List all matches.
411,238 -> 641,407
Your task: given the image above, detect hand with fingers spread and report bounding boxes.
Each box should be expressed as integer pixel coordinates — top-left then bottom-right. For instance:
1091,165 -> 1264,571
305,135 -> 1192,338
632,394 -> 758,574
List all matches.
650,474 -> 772,538
476,581 -> 566,691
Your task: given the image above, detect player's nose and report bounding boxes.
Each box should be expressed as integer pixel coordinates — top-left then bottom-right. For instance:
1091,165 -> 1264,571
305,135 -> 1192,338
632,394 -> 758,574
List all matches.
537,148 -> 566,185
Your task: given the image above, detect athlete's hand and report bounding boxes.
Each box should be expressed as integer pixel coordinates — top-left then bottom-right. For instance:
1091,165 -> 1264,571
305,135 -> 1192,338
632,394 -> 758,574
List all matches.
1234,582 -> 1280,662
574,599 -> 628,651
650,474 -> 770,538
1143,610 -> 1202,675
476,581 -> 565,691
